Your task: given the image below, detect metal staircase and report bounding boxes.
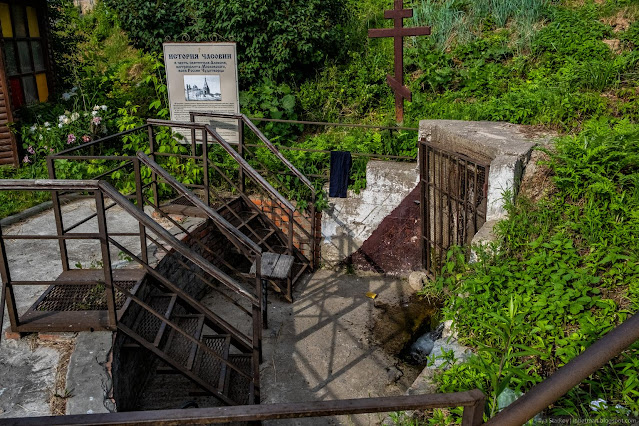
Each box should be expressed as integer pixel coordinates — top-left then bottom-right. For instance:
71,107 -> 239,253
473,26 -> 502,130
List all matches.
0,117 -> 317,409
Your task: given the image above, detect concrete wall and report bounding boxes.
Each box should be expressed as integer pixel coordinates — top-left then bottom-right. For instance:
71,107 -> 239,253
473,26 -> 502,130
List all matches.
419,120 -> 540,222
320,160 -> 419,266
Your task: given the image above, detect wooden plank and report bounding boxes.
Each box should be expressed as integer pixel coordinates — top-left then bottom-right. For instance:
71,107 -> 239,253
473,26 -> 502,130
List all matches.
272,255 -> 294,280
0,144 -> 15,152
0,151 -> 16,158
249,252 -> 278,278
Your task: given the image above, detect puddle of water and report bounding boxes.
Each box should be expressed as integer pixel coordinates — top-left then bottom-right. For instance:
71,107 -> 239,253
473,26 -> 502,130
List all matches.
372,294 -> 441,364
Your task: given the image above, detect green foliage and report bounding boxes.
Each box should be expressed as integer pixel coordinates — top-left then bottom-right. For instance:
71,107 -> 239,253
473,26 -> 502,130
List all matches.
412,0 -> 550,52
102,0 -> 352,87
432,119 -> 639,419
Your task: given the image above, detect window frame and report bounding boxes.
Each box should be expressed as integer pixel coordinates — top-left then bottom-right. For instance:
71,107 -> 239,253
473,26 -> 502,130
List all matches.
0,0 -> 52,109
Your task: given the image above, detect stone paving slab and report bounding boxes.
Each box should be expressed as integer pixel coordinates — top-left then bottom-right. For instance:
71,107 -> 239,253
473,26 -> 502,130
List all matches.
0,197 -> 154,419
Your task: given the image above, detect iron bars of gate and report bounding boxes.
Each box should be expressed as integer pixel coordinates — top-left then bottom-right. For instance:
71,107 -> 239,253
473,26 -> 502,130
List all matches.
419,138 -> 491,278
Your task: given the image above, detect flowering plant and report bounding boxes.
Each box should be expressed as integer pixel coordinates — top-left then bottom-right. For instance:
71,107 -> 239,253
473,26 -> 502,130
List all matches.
19,105 -> 112,177
21,105 -> 110,161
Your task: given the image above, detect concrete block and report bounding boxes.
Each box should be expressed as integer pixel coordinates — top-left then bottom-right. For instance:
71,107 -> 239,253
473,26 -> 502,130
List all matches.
65,331 -> 114,415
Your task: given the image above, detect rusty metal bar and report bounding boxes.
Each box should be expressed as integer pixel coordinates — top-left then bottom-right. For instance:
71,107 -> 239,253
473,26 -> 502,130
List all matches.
46,157 -> 69,272
0,220 -> 18,332
94,190 -> 117,329
52,125 -> 149,156
98,181 -> 258,305
136,152 -> 261,257
486,311 -> 639,425
238,117 -> 246,192
5,390 -> 485,425
51,155 -> 133,161
0,179 -> 100,191
148,125 -> 159,206
2,234 -> 122,240
190,111 -> 418,131
10,280 -> 121,286
201,130 -> 211,208
132,158 -> 148,264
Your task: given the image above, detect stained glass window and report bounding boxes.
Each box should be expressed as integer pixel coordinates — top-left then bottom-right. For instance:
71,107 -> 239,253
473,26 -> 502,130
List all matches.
0,3 -> 49,107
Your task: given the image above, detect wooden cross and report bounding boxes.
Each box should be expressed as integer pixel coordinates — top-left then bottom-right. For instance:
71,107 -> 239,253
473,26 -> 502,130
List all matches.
368,0 -> 431,123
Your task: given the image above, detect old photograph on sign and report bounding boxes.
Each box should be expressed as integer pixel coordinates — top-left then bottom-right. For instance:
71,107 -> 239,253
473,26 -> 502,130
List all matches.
184,75 -> 221,101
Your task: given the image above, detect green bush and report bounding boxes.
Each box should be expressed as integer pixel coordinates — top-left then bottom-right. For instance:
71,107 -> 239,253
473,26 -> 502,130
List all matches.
102,0 -> 352,87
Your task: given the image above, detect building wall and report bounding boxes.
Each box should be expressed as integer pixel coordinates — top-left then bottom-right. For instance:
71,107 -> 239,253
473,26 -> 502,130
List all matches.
0,0 -> 52,166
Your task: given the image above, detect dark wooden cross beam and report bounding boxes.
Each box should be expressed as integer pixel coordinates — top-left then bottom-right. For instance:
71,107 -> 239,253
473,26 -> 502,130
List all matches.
368,0 -> 431,123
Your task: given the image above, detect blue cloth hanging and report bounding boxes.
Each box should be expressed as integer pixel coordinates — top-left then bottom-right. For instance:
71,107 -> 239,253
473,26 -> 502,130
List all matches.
329,151 -> 352,198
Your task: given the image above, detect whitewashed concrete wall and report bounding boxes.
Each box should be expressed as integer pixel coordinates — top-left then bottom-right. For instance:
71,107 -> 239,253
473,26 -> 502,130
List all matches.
320,160 -> 418,266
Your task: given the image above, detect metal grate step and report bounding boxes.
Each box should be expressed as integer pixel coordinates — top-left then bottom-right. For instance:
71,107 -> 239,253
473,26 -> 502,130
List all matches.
131,294 -> 176,343
226,354 -> 253,405
192,335 -> 231,390
159,314 -> 205,370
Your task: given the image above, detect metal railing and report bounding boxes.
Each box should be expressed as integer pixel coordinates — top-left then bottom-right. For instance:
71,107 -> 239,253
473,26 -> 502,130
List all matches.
0,178 -> 264,405
49,119 -> 315,296
190,112 -> 320,269
1,390 -> 486,425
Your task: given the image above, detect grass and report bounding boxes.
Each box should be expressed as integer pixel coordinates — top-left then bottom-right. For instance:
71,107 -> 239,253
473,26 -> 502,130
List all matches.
0,165 -> 50,219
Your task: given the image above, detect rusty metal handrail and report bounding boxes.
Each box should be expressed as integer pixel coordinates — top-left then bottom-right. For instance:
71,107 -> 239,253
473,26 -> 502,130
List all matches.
0,179 -> 100,191
146,119 -> 295,212
190,112 -> 315,195
52,124 -> 150,156
2,390 -> 485,425
97,181 -> 259,307
486,311 -> 639,425
204,124 -> 295,212
135,151 -> 262,257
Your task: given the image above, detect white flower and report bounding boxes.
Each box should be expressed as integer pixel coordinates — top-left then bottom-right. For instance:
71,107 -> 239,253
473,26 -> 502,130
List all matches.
63,117 -> 71,125
70,112 -> 80,121
62,93 -> 71,101
71,86 -> 78,93
91,110 -> 98,117
44,122 -> 50,127
590,399 -> 607,411
93,105 -> 100,111
58,123 -> 63,128
29,125 -> 37,133
39,134 -> 43,140
101,105 -> 108,111
58,115 -> 66,123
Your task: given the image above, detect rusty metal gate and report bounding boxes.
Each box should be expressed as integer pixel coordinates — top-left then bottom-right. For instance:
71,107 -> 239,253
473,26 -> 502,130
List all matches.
419,139 -> 490,277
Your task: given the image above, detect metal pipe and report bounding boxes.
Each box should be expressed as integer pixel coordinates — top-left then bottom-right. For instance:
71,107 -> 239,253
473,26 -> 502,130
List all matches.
5,390 -> 485,425
51,125 -> 149,156
486,311 -> 639,425
190,111 -> 419,131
